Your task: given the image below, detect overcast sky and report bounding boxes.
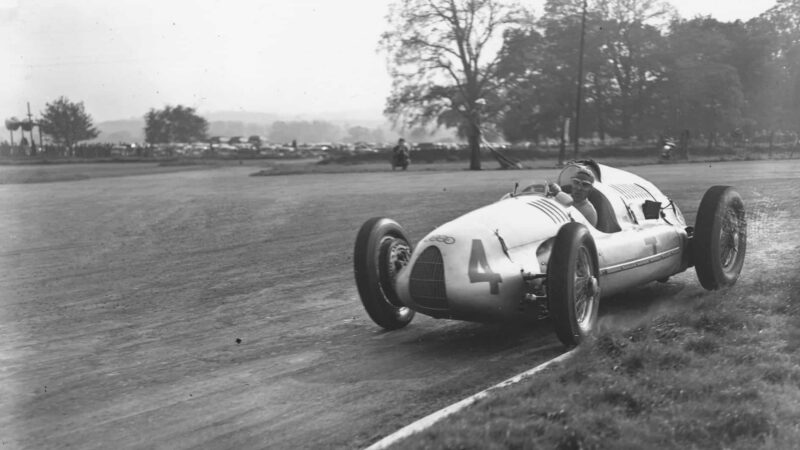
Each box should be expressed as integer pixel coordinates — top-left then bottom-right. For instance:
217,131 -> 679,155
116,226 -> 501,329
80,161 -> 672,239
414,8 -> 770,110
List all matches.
1,0 -> 778,123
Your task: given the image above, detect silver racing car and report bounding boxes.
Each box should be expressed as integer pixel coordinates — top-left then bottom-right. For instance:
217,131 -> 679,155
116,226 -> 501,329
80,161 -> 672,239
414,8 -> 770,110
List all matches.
354,161 -> 746,347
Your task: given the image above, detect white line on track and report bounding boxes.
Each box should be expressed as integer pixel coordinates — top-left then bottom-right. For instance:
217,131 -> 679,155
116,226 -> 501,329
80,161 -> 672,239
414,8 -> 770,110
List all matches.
365,348 -> 577,450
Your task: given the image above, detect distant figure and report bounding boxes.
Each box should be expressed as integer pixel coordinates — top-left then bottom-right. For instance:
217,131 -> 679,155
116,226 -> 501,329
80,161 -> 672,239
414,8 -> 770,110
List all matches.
392,138 -> 410,171
660,136 -> 676,160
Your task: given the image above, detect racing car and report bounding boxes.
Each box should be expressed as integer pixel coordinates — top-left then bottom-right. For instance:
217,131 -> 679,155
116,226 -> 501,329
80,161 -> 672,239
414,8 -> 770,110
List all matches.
354,161 -> 746,347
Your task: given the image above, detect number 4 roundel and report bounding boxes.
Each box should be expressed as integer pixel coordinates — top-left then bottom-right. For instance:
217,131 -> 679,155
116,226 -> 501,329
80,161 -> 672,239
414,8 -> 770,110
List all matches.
468,239 -> 502,294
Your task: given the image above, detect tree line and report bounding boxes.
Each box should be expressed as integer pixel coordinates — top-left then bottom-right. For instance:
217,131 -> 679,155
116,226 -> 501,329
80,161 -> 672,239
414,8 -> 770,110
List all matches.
8,0 -> 798,168
142,114 -> 389,146
4,100 -> 390,154
382,0 -> 800,168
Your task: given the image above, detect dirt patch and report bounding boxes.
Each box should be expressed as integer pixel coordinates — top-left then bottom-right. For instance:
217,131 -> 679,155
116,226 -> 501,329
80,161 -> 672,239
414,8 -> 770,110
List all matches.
0,161 -> 224,184
0,160 -> 797,448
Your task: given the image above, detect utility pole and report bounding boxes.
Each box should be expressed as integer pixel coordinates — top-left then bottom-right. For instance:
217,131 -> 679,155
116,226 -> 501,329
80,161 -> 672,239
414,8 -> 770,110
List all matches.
573,0 -> 588,158
27,102 -> 37,154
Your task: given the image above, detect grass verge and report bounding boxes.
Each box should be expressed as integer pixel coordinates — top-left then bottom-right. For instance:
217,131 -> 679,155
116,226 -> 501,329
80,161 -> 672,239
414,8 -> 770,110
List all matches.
396,272 -> 800,449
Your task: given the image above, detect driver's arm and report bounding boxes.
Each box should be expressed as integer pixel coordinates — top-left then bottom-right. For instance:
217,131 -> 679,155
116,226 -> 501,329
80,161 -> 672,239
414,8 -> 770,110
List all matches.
547,183 -> 573,206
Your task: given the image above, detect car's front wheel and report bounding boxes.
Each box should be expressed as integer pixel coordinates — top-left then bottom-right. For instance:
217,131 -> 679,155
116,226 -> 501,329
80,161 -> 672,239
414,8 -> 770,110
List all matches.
354,217 -> 415,330
548,223 -> 600,347
693,186 -> 747,290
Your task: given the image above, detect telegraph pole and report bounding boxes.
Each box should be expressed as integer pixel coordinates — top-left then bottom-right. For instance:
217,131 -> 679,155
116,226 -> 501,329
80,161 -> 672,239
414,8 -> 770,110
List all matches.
573,0 -> 588,158
26,102 -> 37,154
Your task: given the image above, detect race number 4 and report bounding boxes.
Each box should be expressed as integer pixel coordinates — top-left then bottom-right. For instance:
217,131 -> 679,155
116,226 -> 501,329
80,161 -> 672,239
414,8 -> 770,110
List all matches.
468,239 -> 502,294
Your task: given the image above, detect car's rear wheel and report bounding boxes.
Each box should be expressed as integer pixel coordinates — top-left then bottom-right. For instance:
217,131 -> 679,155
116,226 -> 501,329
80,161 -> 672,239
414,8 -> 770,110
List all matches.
354,217 -> 415,330
548,223 -> 600,347
693,186 -> 747,290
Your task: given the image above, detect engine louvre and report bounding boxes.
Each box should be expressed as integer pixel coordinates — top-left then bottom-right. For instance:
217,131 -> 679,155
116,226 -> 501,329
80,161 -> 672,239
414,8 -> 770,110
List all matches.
526,198 -> 570,224
409,246 -> 448,310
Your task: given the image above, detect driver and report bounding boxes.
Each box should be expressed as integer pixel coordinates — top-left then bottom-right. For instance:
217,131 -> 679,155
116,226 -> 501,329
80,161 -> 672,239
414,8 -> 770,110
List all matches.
548,167 -> 598,227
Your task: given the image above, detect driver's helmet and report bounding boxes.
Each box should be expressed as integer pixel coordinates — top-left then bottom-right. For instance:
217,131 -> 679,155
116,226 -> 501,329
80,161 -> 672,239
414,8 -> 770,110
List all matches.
557,163 -> 599,188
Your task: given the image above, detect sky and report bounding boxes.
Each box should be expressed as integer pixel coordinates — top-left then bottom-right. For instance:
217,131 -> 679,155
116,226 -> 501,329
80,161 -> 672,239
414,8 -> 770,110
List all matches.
1,0 -> 779,123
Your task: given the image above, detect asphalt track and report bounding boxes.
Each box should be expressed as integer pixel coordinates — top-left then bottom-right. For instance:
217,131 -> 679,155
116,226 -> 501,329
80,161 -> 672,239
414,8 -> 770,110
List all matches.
1,159 -> 797,449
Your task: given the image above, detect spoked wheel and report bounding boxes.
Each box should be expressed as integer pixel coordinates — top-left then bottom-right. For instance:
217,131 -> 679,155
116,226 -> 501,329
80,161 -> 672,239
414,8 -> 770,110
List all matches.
548,223 -> 601,348
694,186 -> 747,290
354,217 -> 415,330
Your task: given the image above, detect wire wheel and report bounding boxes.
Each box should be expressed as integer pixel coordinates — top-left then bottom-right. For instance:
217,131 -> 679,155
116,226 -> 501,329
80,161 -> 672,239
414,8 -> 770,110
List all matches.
573,246 -> 599,334
548,222 -> 600,347
694,186 -> 747,290
719,207 -> 744,272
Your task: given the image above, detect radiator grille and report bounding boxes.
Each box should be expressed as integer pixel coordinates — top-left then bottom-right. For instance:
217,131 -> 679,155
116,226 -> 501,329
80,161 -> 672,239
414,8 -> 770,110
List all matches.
409,246 -> 448,310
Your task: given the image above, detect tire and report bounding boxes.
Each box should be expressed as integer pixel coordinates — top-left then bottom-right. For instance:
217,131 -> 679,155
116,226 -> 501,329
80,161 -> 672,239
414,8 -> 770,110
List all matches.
548,223 -> 601,347
354,217 -> 415,330
693,186 -> 747,290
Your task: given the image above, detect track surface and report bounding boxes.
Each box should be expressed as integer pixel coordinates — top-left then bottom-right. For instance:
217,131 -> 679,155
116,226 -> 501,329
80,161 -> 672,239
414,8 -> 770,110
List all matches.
0,160 -> 796,449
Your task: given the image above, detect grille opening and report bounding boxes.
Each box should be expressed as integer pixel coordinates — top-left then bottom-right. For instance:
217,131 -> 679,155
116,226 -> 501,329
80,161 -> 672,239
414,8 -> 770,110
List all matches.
409,246 -> 448,310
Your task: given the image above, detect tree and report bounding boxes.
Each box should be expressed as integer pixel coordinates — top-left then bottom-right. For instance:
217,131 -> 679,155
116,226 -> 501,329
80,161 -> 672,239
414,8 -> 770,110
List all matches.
144,105 -> 208,144
496,24 -> 577,163
345,126 -> 374,143
38,96 -> 99,150
664,18 -> 746,150
754,0 -> 800,141
591,0 -> 674,139
496,0 -> 673,160
381,0 -> 524,170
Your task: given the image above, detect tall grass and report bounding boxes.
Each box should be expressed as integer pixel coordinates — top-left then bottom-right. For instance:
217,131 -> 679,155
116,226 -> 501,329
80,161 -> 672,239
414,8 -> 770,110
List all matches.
397,273 -> 800,449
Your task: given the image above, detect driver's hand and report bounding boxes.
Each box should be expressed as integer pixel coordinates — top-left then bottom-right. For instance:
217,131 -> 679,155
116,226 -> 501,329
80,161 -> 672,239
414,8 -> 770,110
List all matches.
547,182 -> 561,195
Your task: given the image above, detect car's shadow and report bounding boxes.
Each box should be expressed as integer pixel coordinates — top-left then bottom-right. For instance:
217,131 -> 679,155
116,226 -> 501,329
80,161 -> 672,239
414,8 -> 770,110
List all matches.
597,273 -> 705,332
396,319 -> 558,358
363,275 -> 704,363
306,275 -> 705,388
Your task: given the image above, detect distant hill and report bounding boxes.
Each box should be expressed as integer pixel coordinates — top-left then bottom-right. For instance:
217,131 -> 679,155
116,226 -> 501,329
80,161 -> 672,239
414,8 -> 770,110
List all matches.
202,111 -> 282,124
94,119 -> 145,143
92,110 -> 454,144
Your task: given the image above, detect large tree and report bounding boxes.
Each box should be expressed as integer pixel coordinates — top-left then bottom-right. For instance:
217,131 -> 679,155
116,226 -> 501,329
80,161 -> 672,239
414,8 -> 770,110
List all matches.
496,0 -> 673,157
664,18 -> 746,149
381,0 -> 524,170
38,96 -> 99,150
754,0 -> 800,141
591,0 -> 674,139
144,105 -> 208,144
496,24 -> 579,164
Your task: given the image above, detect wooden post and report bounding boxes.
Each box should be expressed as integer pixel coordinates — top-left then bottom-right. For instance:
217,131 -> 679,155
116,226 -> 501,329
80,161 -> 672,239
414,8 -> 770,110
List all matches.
573,0 -> 588,159
27,103 -> 37,155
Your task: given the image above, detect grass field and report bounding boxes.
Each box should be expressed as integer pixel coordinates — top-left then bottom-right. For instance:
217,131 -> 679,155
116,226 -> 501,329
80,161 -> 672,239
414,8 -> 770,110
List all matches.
0,158 -> 798,449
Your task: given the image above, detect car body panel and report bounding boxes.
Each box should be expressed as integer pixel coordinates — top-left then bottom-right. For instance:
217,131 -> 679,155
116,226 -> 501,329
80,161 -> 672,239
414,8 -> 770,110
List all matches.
394,162 -> 691,323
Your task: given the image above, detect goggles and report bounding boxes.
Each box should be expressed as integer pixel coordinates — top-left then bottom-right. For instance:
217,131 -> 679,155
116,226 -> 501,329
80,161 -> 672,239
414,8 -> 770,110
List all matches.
571,178 -> 593,188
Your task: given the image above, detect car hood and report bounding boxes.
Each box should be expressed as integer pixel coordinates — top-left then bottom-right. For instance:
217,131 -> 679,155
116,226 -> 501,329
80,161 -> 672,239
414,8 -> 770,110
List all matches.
433,194 -> 571,251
